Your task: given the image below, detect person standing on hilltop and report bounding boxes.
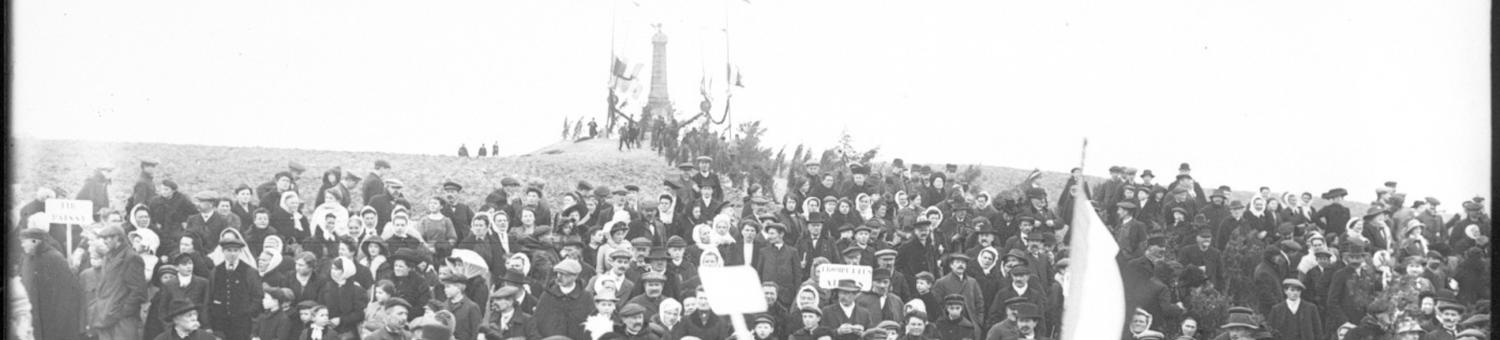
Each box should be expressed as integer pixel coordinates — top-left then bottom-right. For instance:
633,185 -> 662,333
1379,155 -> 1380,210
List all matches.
368,180 -> 408,236
360,160 -> 391,204
128,160 -> 160,213
255,162 -> 305,203
79,164 -> 114,220
459,144 -> 470,158
589,119 -> 599,138
491,142 -> 498,157
477,143 -> 488,157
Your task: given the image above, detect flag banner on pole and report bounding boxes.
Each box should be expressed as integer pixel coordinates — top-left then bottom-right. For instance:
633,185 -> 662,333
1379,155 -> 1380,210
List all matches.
1061,185 -> 1125,340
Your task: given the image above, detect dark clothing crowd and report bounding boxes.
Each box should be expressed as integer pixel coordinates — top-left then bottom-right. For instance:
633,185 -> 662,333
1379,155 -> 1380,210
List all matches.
7,155 -> 1493,340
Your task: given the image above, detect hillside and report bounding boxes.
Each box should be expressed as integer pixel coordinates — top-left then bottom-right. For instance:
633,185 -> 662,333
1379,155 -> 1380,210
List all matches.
9,137 -> 1364,223
8,138 -> 676,220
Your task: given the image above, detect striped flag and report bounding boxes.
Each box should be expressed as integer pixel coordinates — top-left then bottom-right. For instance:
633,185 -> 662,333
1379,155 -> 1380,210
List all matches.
1061,184 -> 1125,340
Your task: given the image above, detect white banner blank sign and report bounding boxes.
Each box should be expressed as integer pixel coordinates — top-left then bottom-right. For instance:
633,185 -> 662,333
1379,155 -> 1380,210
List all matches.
816,264 -> 872,291
45,199 -> 93,225
698,266 -> 767,314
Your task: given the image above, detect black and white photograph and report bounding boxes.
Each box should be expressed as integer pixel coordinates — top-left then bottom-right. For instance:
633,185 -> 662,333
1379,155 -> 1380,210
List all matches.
6,0 -> 1493,340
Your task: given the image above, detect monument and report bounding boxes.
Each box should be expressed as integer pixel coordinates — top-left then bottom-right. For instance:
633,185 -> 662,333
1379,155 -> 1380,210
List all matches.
645,24 -> 672,122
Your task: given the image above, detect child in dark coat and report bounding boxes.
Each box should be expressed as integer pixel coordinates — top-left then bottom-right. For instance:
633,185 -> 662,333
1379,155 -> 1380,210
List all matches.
254,287 -> 297,340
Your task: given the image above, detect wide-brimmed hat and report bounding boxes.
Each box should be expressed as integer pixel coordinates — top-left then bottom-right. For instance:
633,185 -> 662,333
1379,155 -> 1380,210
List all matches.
834,279 -> 861,292
1322,188 -> 1348,199
393,248 -> 428,265
1219,313 -> 1260,330
162,298 -> 199,322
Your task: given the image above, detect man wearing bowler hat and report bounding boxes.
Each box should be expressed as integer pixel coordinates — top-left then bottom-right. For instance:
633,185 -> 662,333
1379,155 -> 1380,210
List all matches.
207,234 -> 262,340
1327,239 -> 1381,330
823,279 -> 880,339
932,253 -> 983,327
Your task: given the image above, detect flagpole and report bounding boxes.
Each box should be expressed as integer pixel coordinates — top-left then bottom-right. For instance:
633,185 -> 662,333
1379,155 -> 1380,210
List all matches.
1080,138 -> 1088,171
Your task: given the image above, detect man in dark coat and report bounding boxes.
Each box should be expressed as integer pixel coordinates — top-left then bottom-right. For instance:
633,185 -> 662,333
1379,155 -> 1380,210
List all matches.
1176,228 -> 1224,289
691,156 -> 725,203
440,181 -> 475,241
184,191 -> 233,250
757,222 -> 803,306
1301,247 -> 1342,321
78,166 -> 114,221
896,220 -> 942,287
1327,241 -> 1381,329
20,228 -> 85,340
1314,188 -> 1352,237
207,236 -> 263,340
1253,249 -> 1288,312
823,280 -> 881,339
360,160 -> 390,204
91,225 -> 149,340
535,259 -> 595,339
127,160 -> 159,216
986,266 -> 1046,331
367,179 -> 407,235
256,162 -> 306,206
1267,279 -> 1323,340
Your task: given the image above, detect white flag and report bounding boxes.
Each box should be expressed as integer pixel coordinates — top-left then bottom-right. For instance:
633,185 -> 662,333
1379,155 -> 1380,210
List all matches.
1061,184 -> 1125,340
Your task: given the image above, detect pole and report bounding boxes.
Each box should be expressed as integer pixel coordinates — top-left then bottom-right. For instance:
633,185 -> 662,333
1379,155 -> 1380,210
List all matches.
1080,138 -> 1088,171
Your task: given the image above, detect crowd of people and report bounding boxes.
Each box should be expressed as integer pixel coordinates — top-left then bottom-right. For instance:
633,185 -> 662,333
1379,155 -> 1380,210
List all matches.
8,151 -> 1493,340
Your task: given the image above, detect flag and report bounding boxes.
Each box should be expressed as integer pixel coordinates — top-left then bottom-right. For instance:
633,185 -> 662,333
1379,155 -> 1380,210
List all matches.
612,57 -> 634,81
1061,185 -> 1125,340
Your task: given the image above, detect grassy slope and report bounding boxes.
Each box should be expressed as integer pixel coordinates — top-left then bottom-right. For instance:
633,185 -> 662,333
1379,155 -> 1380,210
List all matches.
10,137 -> 1364,220
9,138 -> 675,218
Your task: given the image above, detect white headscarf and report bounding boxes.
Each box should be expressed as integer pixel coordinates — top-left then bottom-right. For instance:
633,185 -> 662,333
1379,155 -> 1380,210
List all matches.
259,235 -> 285,276
1248,196 -> 1267,218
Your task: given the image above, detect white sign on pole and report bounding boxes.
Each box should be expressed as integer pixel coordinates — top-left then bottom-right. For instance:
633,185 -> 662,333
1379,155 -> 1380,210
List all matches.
699,265 -> 767,315
816,264 -> 872,291
45,199 -> 93,225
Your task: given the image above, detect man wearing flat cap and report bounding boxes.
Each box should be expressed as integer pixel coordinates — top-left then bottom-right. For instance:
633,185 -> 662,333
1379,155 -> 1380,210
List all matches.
535,259 -> 595,339
90,225 -> 149,340
128,159 -> 160,215
185,191 -> 233,249
1267,278 -> 1323,340
439,180 -> 476,241
207,233 -> 262,340
360,160 -> 392,204
478,286 -> 539,340
367,178 -> 408,233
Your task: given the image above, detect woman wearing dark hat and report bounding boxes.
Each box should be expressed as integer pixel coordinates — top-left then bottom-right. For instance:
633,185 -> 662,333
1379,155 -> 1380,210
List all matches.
388,248 -> 434,320
19,228 -> 85,340
230,185 -> 259,230
314,168 -> 349,208
1313,188 -> 1352,237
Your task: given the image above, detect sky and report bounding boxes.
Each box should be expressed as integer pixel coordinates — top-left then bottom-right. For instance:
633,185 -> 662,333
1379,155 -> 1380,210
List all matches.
12,0 -> 1491,207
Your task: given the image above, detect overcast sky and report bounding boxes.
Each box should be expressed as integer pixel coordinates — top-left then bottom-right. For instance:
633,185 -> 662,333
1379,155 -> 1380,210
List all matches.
13,0 -> 1490,206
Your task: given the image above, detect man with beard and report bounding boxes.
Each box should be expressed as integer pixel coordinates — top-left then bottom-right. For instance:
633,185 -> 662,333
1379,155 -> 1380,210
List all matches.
536,259 -> 595,339
824,279 -> 880,340
155,299 -> 215,340
20,228 -> 84,340
207,235 -> 262,340
1176,228 -> 1224,289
